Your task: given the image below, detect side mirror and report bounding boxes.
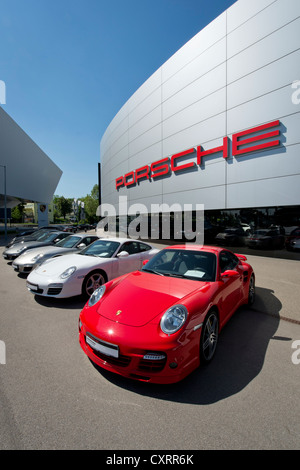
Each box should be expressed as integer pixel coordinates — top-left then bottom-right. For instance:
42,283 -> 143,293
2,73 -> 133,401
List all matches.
142,259 -> 149,266
117,250 -> 129,258
77,243 -> 86,249
221,270 -> 239,279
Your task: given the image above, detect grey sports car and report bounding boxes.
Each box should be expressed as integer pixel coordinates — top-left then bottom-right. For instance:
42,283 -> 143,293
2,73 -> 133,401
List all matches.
2,231 -> 70,261
12,233 -> 99,273
5,228 -> 59,249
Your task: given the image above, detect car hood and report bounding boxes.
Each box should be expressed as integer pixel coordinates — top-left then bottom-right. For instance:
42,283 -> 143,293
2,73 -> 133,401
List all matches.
6,240 -> 52,254
16,245 -> 71,262
97,271 -> 208,327
33,252 -> 111,276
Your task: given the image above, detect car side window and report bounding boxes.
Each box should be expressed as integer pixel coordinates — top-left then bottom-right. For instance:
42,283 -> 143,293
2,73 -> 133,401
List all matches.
137,242 -> 151,252
119,241 -> 139,255
220,251 -> 239,273
82,236 -> 98,246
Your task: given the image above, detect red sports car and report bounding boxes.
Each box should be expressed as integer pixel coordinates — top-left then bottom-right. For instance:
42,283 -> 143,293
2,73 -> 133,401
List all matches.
78,245 -> 255,384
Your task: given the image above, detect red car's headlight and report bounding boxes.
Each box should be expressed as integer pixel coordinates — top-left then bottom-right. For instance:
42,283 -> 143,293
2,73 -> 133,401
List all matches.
160,305 -> 188,335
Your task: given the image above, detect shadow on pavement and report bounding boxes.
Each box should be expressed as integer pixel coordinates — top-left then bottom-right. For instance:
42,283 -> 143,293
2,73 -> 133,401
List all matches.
90,286 -> 281,404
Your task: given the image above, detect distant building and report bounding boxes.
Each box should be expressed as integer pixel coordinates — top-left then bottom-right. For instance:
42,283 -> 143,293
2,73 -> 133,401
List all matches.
0,107 -> 62,226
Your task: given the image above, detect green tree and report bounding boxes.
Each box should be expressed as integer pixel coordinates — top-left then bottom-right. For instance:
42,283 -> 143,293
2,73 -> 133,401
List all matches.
53,196 -> 73,220
80,184 -> 99,223
11,202 -> 25,222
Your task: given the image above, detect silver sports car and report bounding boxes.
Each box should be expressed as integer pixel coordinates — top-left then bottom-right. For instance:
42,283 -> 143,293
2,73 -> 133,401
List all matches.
12,233 -> 99,273
2,231 -> 70,261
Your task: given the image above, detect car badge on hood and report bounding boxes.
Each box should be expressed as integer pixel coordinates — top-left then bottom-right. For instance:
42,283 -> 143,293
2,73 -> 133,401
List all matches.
116,310 -> 122,316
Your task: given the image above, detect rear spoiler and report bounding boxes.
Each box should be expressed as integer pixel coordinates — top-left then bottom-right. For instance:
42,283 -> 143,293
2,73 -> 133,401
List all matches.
235,253 -> 247,261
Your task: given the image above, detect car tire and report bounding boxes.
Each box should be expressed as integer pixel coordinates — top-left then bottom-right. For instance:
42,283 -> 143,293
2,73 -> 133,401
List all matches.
200,310 -> 219,364
82,270 -> 107,298
248,274 -> 255,306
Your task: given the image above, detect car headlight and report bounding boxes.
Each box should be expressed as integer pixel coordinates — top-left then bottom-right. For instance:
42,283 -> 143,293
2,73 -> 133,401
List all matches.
60,266 -> 77,279
160,305 -> 188,335
31,253 -> 44,262
16,247 -> 26,253
88,285 -> 106,307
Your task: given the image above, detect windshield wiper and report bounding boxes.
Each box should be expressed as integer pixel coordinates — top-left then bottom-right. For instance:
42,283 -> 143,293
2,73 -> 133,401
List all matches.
164,273 -> 185,278
142,268 -> 164,276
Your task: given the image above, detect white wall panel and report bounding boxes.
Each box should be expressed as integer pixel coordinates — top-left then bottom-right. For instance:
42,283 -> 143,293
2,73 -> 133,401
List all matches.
162,39 -> 226,102
128,141 -> 162,170
162,160 -> 226,195
128,106 -> 162,142
227,0 -> 300,58
227,0 -> 276,33
227,144 -> 300,184
227,174 -> 300,208
227,16 -> 300,84
163,185 -> 226,211
163,63 -> 226,120
162,12 -> 226,82
128,124 -> 162,158
227,49 -> 300,110
162,113 -> 226,157
227,85 -> 296,134
129,87 -> 161,127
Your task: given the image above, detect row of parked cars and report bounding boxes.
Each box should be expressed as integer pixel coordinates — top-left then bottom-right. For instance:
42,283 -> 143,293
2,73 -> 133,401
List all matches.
2,225 -> 257,384
213,225 -> 300,251
3,227 -> 159,298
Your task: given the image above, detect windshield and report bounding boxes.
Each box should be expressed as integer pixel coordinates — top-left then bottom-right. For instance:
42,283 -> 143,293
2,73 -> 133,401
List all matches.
26,229 -> 49,240
56,235 -> 81,248
142,249 -> 216,282
79,240 -> 120,258
36,232 -> 59,242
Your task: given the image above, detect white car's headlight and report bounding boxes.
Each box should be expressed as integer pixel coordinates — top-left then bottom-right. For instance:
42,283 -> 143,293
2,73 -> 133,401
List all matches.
60,266 -> 77,279
88,286 -> 106,307
160,305 -> 188,335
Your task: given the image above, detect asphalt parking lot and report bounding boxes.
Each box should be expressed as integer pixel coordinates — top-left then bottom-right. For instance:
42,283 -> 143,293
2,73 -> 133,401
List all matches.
0,233 -> 299,451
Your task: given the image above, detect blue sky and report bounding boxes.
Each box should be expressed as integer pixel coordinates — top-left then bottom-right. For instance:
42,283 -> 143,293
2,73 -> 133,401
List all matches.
0,0 -> 236,199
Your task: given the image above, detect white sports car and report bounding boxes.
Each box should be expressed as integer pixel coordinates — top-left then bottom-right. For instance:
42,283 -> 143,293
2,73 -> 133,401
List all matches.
26,238 -> 159,298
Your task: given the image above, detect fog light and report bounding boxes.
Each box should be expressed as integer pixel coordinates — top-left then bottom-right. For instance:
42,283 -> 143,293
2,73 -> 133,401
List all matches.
169,362 -> 178,369
143,353 -> 166,361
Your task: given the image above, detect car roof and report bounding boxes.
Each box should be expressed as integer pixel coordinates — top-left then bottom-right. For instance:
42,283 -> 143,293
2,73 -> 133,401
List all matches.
97,237 -> 152,244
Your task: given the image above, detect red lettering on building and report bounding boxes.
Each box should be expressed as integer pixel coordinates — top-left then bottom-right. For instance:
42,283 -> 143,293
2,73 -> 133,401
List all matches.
171,148 -> 196,172
232,120 -> 280,156
115,119 -> 281,190
151,158 -> 170,179
197,137 -> 229,165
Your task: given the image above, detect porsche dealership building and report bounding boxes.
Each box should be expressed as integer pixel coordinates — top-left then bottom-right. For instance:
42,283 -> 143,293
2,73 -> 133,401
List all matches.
99,0 -> 300,246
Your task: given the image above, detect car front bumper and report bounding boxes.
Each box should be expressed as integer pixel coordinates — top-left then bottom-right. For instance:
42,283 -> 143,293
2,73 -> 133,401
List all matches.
26,271 -> 82,298
78,312 -> 200,384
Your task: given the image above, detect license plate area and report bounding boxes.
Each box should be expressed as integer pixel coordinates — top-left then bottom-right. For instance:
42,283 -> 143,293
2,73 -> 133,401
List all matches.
86,333 -> 119,358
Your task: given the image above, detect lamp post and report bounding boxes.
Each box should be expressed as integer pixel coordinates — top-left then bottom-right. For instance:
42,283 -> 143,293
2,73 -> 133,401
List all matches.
0,164 -> 7,244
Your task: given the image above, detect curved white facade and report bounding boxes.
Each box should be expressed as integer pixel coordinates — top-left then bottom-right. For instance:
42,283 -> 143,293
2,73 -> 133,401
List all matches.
100,0 -> 300,215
